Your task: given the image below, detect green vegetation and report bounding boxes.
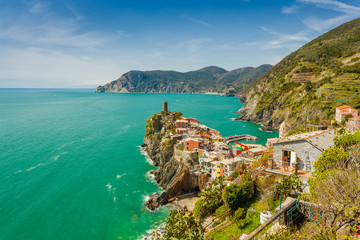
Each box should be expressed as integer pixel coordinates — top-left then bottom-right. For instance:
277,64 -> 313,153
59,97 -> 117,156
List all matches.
273,174 -> 303,199
163,208 -> 205,240
242,18 -> 360,130
223,173 -> 258,213
195,178 -> 225,219
264,131 -> 360,239
334,131 -> 360,148
97,65 -> 272,94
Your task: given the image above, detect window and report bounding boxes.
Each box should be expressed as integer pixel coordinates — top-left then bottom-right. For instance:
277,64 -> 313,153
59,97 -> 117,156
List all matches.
187,142 -> 189,145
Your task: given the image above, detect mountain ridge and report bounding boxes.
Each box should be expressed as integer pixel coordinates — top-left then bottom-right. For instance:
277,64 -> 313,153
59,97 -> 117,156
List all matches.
95,65 -> 272,95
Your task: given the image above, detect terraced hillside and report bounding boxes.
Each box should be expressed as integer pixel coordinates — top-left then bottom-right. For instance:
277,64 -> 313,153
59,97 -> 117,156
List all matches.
238,18 -> 360,134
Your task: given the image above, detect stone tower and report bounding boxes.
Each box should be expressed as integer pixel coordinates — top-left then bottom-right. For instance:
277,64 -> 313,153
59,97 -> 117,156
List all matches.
162,101 -> 168,113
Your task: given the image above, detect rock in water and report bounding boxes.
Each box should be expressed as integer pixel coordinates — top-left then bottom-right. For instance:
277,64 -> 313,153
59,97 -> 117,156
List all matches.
145,192 -> 169,211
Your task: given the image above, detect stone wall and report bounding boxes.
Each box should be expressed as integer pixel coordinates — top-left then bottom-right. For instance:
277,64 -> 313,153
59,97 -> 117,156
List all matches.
273,140 -> 322,172
173,148 -> 198,165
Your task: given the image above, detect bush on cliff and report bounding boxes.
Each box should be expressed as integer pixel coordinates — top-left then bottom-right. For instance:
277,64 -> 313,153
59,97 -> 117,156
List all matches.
334,131 -> 360,148
273,174 -> 302,199
194,178 -> 224,219
163,208 -> 205,240
223,173 -> 258,213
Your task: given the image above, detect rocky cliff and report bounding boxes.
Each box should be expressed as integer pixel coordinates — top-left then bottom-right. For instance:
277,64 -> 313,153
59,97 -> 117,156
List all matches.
237,18 -> 360,135
95,65 -> 272,95
143,111 -> 208,210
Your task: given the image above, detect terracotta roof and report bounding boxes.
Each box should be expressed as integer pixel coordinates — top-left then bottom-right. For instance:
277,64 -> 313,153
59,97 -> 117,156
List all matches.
336,105 -> 351,110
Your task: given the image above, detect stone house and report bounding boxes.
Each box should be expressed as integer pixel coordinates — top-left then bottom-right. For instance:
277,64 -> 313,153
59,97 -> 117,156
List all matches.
272,129 -> 334,172
347,116 -> 360,132
335,105 -> 358,123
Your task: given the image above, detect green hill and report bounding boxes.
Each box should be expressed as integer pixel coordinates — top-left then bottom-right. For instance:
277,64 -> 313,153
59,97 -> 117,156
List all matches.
238,18 -> 360,134
95,65 -> 272,95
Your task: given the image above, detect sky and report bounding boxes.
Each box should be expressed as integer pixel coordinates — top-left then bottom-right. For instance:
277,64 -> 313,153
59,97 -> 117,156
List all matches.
1,0 -> 360,88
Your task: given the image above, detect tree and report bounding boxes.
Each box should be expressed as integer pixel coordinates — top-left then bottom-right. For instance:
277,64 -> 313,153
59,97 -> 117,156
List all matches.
163,208 -> 205,240
334,131 -> 360,149
313,147 -> 348,174
273,174 -> 303,199
195,178 -> 224,218
223,173 -> 257,212
307,165 -> 360,239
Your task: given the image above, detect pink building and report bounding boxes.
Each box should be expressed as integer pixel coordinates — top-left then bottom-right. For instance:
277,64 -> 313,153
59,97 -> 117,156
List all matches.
335,105 -> 358,123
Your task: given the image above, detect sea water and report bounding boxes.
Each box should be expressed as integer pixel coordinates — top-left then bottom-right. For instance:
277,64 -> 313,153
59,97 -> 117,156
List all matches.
0,89 -> 278,240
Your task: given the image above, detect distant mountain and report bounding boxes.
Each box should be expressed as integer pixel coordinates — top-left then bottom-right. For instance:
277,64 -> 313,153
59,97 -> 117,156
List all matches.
238,18 -> 360,134
95,65 -> 272,95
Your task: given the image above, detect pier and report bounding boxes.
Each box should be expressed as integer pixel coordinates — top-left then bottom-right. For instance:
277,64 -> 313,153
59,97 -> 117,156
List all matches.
223,134 -> 259,144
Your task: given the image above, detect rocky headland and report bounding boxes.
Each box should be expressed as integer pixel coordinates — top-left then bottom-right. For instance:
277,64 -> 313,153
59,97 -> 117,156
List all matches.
142,110 -> 208,210
94,65 -> 272,96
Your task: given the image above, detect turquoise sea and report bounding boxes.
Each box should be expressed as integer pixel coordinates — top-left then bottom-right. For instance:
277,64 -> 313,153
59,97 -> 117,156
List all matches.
0,89 -> 278,240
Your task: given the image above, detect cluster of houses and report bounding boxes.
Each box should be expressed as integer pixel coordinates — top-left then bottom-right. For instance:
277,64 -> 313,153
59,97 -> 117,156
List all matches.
168,103 -> 358,183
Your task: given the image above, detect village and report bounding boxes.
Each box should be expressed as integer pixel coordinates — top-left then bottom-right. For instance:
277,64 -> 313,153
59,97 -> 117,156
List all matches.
167,102 -> 360,185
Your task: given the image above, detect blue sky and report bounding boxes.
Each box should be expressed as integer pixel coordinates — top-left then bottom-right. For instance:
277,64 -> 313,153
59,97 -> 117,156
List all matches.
1,0 -> 360,88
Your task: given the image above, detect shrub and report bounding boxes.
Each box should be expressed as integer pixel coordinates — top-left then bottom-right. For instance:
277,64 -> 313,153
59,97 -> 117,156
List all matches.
223,174 -> 257,213
273,174 -> 303,199
334,131 -> 360,148
164,208 -> 205,240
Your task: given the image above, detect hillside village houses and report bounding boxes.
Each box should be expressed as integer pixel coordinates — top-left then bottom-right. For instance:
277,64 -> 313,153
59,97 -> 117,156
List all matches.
170,103 -> 357,184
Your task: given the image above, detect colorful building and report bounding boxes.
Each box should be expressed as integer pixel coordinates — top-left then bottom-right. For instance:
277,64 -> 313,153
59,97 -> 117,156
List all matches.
216,162 -> 226,177
184,138 -> 200,151
335,105 -> 358,123
175,119 -> 188,128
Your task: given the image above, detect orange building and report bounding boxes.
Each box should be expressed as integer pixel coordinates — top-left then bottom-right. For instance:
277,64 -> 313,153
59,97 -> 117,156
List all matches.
335,105 -> 358,122
184,138 -> 200,151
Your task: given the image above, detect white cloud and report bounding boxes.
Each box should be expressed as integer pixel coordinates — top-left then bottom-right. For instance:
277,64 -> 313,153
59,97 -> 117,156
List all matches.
63,0 -> 85,20
28,1 -> 49,15
183,15 -> 212,27
0,1 -> 113,48
297,0 -> 360,31
297,0 -> 360,14
177,38 -> 211,53
303,15 -> 351,31
282,5 -> 299,14
258,26 -> 311,49
0,47 -> 119,88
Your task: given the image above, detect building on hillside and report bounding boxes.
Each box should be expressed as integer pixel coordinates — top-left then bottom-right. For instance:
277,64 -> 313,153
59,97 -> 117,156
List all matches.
272,129 -> 334,173
184,138 -> 200,151
266,138 -> 278,148
187,117 -> 199,124
175,119 -> 188,128
335,105 -> 358,123
199,153 -> 218,176
247,145 -> 268,158
215,157 -> 243,178
175,119 -> 188,134
347,116 -> 360,132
